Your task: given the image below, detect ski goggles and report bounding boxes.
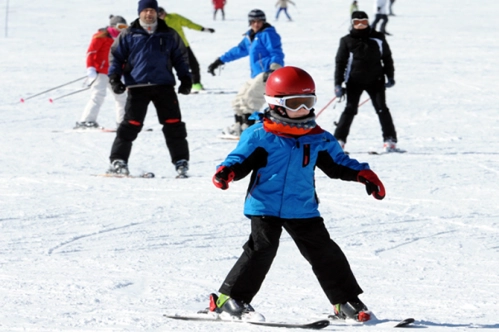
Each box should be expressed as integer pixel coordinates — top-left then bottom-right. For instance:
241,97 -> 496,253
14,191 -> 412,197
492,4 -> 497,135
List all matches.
264,94 -> 317,112
352,18 -> 369,26
114,23 -> 128,30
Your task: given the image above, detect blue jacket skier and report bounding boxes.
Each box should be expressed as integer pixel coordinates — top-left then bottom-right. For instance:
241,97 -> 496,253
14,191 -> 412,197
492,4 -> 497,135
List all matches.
208,66 -> 385,322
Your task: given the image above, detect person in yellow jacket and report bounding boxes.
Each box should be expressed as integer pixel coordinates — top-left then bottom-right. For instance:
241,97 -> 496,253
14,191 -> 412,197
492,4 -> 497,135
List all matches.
158,7 -> 215,92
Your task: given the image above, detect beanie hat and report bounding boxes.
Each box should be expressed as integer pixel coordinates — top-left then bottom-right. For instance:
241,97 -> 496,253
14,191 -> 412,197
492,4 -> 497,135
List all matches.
109,15 -> 127,27
138,0 -> 159,15
351,11 -> 369,20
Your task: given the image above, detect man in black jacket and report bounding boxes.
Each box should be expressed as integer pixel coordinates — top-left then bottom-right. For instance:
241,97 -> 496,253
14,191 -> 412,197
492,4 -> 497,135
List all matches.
107,0 -> 192,178
333,11 -> 398,152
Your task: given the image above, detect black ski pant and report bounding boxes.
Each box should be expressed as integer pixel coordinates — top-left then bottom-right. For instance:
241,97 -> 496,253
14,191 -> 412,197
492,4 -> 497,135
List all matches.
219,216 -> 363,305
334,78 -> 397,143
187,47 -> 201,85
372,14 -> 389,33
109,85 -> 189,164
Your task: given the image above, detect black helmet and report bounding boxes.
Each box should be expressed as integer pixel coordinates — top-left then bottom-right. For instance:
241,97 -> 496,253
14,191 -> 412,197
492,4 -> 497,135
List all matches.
248,9 -> 266,24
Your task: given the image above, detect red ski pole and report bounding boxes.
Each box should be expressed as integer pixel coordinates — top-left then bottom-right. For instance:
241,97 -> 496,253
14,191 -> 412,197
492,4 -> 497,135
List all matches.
315,96 -> 337,118
358,98 -> 370,107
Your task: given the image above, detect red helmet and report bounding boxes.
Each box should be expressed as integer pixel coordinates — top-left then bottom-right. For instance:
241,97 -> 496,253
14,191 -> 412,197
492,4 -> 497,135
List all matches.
265,66 -> 315,97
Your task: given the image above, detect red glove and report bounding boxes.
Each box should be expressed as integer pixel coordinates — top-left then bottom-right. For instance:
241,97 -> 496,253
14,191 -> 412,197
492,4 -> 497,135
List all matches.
357,169 -> 385,200
212,166 -> 235,190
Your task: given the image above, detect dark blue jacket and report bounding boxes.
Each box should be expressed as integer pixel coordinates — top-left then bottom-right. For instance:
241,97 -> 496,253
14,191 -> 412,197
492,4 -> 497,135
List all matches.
218,123 -> 370,219
109,19 -> 191,86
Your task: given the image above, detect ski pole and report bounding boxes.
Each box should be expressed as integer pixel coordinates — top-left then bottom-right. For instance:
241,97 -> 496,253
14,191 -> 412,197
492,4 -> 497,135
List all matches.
332,98 -> 372,126
48,87 -> 90,103
358,97 -> 370,107
316,96 -> 337,118
20,76 -> 86,103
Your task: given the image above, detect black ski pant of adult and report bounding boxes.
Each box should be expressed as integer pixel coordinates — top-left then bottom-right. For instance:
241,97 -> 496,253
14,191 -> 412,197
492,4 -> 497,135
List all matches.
187,47 -> 201,85
372,14 -> 389,33
334,78 -> 397,143
109,85 -> 189,164
218,216 -> 363,305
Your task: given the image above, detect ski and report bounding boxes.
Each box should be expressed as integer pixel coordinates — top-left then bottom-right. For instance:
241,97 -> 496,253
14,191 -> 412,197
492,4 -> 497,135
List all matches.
164,314 -> 329,330
52,128 -> 153,133
191,89 -> 237,95
394,318 -> 415,327
92,172 -> 155,179
328,315 -> 415,328
368,148 -> 407,155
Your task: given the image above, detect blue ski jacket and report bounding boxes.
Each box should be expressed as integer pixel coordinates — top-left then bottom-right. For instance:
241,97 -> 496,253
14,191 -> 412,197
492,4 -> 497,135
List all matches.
217,122 -> 371,219
219,24 -> 284,78
108,19 -> 191,86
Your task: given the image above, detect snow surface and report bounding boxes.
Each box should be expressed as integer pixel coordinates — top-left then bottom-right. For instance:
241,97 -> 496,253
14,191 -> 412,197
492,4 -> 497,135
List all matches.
1,0 -> 498,331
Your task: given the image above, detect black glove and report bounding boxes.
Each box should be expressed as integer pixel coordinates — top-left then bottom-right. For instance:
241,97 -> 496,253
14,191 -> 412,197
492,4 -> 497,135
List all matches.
109,75 -> 126,94
212,166 -> 235,190
202,27 -> 215,33
208,58 -> 224,76
385,77 -> 395,88
178,76 -> 192,95
263,70 -> 274,83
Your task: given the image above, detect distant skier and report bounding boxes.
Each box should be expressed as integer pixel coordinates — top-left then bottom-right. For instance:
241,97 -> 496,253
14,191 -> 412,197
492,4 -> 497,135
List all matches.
351,0 -> 359,15
372,0 -> 391,35
389,0 -> 396,16
207,9 -> 284,138
208,66 -> 385,322
212,0 -> 226,20
275,0 -> 295,21
74,15 -> 128,130
333,11 -> 398,152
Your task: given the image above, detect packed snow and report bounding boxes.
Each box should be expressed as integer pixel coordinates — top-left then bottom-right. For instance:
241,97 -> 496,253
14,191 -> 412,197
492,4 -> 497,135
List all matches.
0,0 -> 498,331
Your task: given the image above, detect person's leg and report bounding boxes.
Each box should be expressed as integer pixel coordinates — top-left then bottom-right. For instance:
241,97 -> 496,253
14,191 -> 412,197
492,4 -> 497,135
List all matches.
333,82 -> 363,143
219,216 -> 283,303
240,73 -> 265,130
151,85 -> 189,164
380,15 -> 389,33
284,217 -> 364,305
276,8 -> 283,20
109,87 -> 149,163
79,73 -> 108,123
365,80 -> 397,142
187,47 -> 201,85
371,14 -> 382,31
109,83 -> 127,125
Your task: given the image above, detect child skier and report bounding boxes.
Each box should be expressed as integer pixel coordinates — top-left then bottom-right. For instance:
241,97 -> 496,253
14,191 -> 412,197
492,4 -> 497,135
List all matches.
209,66 -> 385,322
